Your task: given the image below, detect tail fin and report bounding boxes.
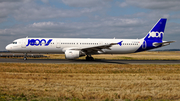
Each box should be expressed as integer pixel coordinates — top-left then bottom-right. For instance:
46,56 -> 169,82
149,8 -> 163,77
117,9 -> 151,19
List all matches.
144,18 -> 167,41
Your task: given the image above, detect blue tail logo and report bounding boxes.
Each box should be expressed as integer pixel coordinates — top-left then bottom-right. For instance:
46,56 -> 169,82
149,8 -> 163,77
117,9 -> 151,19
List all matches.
136,18 -> 167,52
144,18 -> 166,41
148,32 -> 164,38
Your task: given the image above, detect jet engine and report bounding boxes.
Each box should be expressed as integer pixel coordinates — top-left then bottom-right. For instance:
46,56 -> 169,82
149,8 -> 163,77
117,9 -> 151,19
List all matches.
65,50 -> 85,59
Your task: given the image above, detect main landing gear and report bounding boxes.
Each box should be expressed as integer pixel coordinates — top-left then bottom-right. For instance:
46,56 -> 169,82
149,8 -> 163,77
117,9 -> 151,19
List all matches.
86,55 -> 94,61
23,53 -> 27,60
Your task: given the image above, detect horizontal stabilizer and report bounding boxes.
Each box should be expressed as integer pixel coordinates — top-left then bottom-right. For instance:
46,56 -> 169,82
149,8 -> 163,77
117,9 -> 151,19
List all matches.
153,41 -> 175,46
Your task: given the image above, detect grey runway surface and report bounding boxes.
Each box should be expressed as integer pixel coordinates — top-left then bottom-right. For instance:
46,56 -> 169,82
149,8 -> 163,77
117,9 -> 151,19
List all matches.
0,58 -> 180,64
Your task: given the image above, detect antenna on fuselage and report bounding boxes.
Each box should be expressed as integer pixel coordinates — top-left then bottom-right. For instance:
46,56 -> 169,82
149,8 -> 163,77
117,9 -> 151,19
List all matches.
26,36 -> 28,38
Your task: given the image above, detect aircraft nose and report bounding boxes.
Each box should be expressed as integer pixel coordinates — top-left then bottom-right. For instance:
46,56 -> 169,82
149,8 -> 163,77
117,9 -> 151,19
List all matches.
5,45 -> 12,51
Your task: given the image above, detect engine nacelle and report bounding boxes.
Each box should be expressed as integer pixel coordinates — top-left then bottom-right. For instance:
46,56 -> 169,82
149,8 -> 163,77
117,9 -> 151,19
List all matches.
65,50 -> 85,59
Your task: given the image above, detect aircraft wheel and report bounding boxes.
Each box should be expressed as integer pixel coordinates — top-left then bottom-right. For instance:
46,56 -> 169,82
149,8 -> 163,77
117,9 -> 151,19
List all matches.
23,57 -> 27,60
89,57 -> 94,61
86,56 -> 94,61
23,53 -> 27,60
86,56 -> 89,61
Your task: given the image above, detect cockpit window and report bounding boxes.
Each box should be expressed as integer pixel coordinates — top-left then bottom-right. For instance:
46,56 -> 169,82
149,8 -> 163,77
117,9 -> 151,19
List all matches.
12,42 -> 17,44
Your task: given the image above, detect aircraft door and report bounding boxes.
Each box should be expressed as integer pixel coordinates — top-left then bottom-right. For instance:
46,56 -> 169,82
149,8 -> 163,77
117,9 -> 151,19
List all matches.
21,39 -> 27,48
98,41 -> 104,45
142,40 -> 147,49
56,40 -> 61,48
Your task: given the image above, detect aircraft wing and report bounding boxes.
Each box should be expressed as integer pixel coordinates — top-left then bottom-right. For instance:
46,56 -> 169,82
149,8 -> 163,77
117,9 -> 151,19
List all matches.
81,43 -> 117,53
69,43 -> 118,54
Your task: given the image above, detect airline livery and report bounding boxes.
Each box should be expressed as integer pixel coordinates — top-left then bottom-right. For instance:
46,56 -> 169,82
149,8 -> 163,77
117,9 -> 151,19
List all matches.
6,18 -> 174,60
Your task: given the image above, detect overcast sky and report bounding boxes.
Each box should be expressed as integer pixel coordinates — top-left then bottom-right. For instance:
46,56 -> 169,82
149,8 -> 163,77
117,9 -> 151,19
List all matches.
0,0 -> 180,51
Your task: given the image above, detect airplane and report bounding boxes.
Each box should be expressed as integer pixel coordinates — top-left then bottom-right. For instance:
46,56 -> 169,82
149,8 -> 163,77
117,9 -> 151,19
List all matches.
5,18 -> 174,60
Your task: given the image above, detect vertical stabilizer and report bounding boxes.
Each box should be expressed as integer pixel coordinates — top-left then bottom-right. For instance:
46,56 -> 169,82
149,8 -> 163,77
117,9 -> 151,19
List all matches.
136,18 -> 167,52
144,18 -> 167,41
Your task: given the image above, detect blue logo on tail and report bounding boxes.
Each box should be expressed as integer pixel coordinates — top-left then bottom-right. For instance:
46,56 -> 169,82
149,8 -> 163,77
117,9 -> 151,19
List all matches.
148,32 -> 164,38
144,18 -> 166,41
136,18 -> 167,52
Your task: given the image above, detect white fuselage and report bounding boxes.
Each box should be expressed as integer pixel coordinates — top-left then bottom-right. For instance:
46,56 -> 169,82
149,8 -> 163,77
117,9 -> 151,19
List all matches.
6,38 -> 143,54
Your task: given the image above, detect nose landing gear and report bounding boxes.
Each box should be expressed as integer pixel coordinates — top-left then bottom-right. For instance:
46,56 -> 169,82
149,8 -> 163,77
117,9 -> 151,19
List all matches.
23,53 -> 27,60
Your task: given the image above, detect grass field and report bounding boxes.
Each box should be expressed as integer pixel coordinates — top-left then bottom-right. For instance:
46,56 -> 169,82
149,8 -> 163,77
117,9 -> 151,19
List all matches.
44,51 -> 180,60
1,51 -> 180,60
1,63 -> 180,101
